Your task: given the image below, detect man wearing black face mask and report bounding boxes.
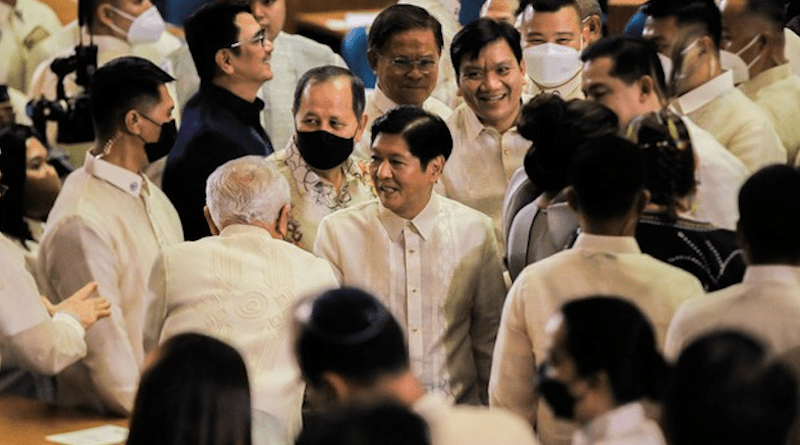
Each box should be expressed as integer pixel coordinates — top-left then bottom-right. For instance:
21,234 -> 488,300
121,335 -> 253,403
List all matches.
37,56 -> 184,416
267,66 -> 375,251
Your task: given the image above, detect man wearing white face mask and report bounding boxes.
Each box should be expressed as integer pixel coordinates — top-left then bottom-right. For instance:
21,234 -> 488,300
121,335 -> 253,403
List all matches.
518,0 -> 586,99
642,0 -> 786,172
721,0 -> 800,166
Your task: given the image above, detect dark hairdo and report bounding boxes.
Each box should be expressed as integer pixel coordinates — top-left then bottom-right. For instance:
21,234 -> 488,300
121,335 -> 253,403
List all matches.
295,287 -> 409,389
370,106 -> 452,168
451,18 -> 522,78
519,95 -> 618,195
185,1 -> 251,84
664,331 -> 798,445
368,5 -> 444,55
568,134 -> 646,220
561,296 -> 669,403
517,0 -> 582,17
0,124 -> 47,247
296,403 -> 431,445
0,85 -> 9,103
293,66 -> 366,119
126,333 -> 252,445
90,56 -> 174,141
642,0 -> 722,49
626,110 -> 695,222
742,0 -> 786,29
738,164 -> 800,264
580,34 -> 668,99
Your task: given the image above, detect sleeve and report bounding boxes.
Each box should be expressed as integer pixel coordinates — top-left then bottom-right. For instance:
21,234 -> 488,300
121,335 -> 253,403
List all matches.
143,253 -> 169,355
312,216 -> 345,284
4,313 -> 87,375
728,118 -> 787,171
38,216 -> 138,415
488,278 -> 538,427
469,225 -> 508,403
663,300 -> 693,363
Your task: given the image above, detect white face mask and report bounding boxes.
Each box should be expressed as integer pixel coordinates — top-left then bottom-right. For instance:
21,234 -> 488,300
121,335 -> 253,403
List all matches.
523,42 -> 582,88
106,5 -> 165,45
719,49 -> 750,84
657,53 -> 673,82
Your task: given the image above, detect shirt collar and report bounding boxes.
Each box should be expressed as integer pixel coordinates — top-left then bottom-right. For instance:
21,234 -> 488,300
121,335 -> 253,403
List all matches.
84,151 -> 145,197
200,82 -> 266,129
743,264 -> 800,286
219,223 -> 272,237
285,139 -> 371,196
371,85 -> 400,116
572,233 -> 642,254
575,402 -> 647,444
676,70 -> 734,115
739,63 -> 792,97
462,96 -> 526,141
378,192 -> 440,242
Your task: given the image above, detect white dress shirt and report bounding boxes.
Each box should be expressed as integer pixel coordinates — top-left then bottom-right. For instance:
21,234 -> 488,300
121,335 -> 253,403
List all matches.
523,73 -> 585,100
784,28 -> 800,76
572,402 -> 666,445
682,117 -> 748,230
0,233 -> 86,374
414,393 -> 540,445
739,63 -> 800,166
145,224 -> 339,442
441,100 -> 532,247
665,265 -> 800,361
489,233 -> 704,445
675,70 -> 786,171
37,151 -> 183,415
314,194 -> 506,404
0,0 -> 62,92
268,139 -> 376,251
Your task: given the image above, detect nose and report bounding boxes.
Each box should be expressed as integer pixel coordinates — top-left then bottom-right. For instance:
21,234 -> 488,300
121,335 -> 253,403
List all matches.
407,63 -> 424,80
375,159 -> 392,179
483,70 -> 501,90
263,36 -> 274,54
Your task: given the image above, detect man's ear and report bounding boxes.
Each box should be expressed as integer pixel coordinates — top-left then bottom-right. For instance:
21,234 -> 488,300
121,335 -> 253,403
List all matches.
321,372 -> 351,401
215,49 -> 235,75
638,75 -> 655,102
427,154 -> 445,181
95,3 -> 116,30
204,206 -> 221,235
367,48 -> 379,71
354,112 -> 369,143
583,15 -> 603,45
635,189 -> 651,215
123,109 -> 141,135
275,203 -> 290,239
566,186 -> 579,212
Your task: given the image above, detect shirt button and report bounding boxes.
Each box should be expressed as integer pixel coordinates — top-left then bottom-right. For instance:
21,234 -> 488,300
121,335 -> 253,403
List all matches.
503,149 -> 510,155
411,289 -> 417,293
409,249 -> 415,254
130,182 -> 138,192
412,327 -> 419,333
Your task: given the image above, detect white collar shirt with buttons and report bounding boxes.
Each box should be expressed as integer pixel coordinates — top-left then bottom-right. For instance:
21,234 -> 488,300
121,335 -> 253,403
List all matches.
440,99 -> 532,248
573,402 -> 666,445
0,0 -> 62,92
675,70 -> 787,171
314,194 -> 507,404
37,151 -> 183,415
489,233 -> 704,445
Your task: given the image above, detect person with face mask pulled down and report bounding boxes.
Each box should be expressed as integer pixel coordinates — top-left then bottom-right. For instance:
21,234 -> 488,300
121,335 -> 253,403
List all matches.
267,66 -> 375,251
537,297 -> 669,445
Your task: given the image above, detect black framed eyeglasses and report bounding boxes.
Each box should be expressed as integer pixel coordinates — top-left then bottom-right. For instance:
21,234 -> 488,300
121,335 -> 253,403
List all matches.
230,30 -> 268,49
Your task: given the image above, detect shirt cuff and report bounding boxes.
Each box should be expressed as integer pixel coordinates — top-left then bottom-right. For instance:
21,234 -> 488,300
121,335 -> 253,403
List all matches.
53,312 -> 86,337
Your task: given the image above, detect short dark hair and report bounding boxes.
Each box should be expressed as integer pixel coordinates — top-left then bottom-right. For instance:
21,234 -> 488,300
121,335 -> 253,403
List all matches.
451,18 -> 522,78
738,164 -> 800,264
518,0 -> 582,18
126,333 -> 252,445
581,34 -> 668,99
664,331 -> 798,445
368,4 -> 444,55
370,106 -> 452,168
185,1 -> 251,84
641,0 -> 722,49
89,56 -> 174,141
0,85 -> 9,103
519,94 -> 618,195
0,124 -> 46,246
293,66 -> 366,119
568,134 -> 646,220
743,0 -> 786,29
296,403 -> 431,445
295,287 -> 409,389
560,296 -> 669,403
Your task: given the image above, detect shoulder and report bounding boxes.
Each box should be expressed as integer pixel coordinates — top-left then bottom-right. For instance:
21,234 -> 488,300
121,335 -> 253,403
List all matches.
434,405 -> 539,445
438,195 -> 493,228
321,200 -> 380,227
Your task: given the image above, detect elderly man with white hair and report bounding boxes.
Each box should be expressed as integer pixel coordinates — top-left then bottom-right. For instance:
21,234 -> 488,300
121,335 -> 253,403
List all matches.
144,155 -> 338,445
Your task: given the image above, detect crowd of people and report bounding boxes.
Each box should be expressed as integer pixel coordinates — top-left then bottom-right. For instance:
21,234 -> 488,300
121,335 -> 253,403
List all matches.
2,0 -> 800,444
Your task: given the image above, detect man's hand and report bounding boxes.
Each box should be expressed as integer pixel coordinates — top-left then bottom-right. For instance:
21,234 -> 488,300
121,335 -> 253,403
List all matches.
41,282 -> 112,330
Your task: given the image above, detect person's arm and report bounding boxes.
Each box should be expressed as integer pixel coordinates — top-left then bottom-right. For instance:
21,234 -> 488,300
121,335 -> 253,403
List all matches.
727,116 -> 787,171
312,216 -> 345,284
143,253 -> 169,355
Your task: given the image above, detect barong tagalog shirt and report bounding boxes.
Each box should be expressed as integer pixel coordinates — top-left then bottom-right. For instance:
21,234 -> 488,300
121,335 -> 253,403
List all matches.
314,193 -> 507,404
37,151 -> 183,415
572,402 -> 666,445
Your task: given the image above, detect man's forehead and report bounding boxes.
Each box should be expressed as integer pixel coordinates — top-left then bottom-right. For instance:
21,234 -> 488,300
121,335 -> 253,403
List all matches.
524,4 -> 581,29
461,39 -> 516,67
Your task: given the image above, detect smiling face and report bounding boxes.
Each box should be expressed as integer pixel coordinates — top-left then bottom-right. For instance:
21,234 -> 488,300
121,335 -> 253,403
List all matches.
370,132 -> 441,220
372,28 -> 441,106
457,38 -> 525,133
582,56 -> 653,129
230,12 -> 274,84
520,4 -> 583,50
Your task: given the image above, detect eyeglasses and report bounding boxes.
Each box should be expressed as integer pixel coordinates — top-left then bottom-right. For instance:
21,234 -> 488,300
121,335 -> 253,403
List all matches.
229,30 -> 268,49
388,57 -> 438,73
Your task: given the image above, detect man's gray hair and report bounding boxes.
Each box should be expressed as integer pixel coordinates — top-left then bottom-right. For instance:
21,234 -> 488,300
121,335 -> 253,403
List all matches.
205,156 -> 290,228
575,0 -> 601,19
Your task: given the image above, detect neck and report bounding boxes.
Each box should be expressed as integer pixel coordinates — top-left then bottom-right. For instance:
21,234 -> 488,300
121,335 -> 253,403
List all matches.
313,165 -> 345,191
750,44 -> 786,78
91,134 -> 148,173
579,214 -> 638,237
360,371 -> 426,407
212,76 -> 260,103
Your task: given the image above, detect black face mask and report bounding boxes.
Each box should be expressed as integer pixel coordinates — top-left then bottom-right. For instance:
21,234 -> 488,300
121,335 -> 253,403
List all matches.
295,130 -> 354,170
144,119 -> 177,163
537,363 -> 578,419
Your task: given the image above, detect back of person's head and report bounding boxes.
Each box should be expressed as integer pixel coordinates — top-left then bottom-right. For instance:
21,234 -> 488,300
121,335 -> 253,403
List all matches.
560,296 -> 669,403
293,66 -> 366,118
519,94 -> 618,195
575,0 -> 602,19
664,331 -> 798,445
626,109 -> 695,222
370,106 -> 452,168
742,0 -> 785,29
519,0 -> 581,16
295,287 -> 409,391
126,333 -> 252,445
642,0 -> 722,49
205,155 -> 289,229
568,134 -> 647,221
0,125 -> 37,243
368,5 -> 444,54
581,35 -> 668,99
90,56 -> 174,141
451,18 -> 522,78
296,403 -> 430,445
738,165 -> 800,264
185,1 -> 251,84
